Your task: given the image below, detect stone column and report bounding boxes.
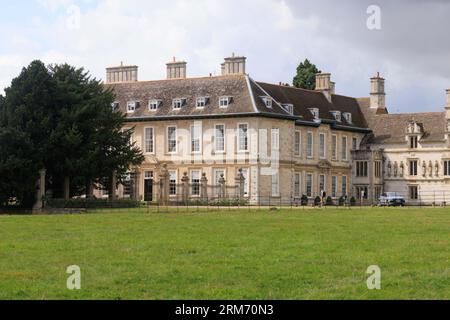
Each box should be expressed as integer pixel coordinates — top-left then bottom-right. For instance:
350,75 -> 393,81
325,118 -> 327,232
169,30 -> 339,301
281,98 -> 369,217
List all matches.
159,164 -> 170,206
133,170 -> 141,201
33,169 -> 46,211
200,173 -> 208,201
181,172 -> 190,204
218,174 -> 226,199
235,169 -> 245,199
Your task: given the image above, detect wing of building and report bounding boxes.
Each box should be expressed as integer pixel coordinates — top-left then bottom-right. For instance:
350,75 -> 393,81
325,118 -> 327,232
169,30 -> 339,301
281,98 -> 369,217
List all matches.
102,55 -> 450,206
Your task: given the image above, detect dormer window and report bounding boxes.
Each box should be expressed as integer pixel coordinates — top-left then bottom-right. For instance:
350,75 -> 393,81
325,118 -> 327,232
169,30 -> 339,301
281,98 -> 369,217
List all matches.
331,111 -> 342,122
261,96 -> 272,108
282,104 -> 294,115
309,108 -> 320,120
148,100 -> 161,111
173,98 -> 186,110
219,96 -> 232,108
343,112 -> 352,124
196,97 -> 209,108
111,102 -> 119,111
410,136 -> 419,149
127,101 -> 138,113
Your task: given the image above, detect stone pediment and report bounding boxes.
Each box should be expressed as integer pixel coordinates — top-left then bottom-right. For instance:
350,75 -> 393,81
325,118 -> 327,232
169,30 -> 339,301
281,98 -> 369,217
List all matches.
317,160 -> 332,170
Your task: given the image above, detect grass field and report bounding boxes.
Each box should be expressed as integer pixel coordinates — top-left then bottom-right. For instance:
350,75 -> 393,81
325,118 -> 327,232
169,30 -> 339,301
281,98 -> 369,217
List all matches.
0,207 -> 449,300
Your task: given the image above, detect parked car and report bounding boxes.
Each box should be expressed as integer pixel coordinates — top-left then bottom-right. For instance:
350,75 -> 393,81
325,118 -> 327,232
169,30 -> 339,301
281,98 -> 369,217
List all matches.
379,193 -> 406,207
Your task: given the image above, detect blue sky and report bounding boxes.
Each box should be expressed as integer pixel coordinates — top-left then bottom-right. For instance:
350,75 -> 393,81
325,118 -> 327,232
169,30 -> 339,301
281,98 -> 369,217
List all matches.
1,0 -> 449,114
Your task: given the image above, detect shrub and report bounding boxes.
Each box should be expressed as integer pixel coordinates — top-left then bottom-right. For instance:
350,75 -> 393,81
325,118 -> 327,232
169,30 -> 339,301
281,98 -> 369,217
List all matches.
326,196 -> 334,206
350,197 -> 357,206
46,198 -> 142,209
339,196 -> 345,206
301,195 -> 309,206
314,196 -> 322,206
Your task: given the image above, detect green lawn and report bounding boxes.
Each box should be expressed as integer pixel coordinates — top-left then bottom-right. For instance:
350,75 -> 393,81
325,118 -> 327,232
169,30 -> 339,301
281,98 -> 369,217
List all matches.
0,207 -> 449,300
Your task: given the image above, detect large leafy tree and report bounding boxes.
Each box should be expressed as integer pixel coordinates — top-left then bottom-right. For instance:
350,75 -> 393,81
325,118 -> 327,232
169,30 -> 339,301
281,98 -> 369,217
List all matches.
293,59 -> 321,90
0,61 -> 144,207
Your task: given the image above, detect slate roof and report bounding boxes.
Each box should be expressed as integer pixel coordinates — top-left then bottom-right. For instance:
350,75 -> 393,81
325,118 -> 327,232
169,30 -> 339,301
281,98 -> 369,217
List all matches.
359,99 -> 447,144
107,74 -> 371,132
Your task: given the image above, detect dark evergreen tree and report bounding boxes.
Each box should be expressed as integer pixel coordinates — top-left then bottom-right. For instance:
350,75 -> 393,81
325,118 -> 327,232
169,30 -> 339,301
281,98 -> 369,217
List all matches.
293,59 -> 321,90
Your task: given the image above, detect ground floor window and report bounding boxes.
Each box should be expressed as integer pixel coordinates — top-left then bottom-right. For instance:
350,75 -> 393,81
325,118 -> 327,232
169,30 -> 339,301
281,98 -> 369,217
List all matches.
294,173 -> 301,198
409,186 -> 419,200
342,176 -> 348,197
319,175 -> 326,197
331,176 -> 337,198
356,186 -> 368,199
169,171 -> 177,196
242,169 -> 249,197
190,170 -> 201,196
374,186 -> 382,200
306,174 -> 313,197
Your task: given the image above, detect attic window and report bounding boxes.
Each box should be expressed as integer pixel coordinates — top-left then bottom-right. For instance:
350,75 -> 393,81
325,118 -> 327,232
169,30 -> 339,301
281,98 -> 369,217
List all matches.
196,97 -> 209,108
261,96 -> 272,108
219,96 -> 232,108
148,100 -> 161,111
127,101 -> 139,113
282,104 -> 294,115
343,112 -> 352,124
309,108 -> 320,120
111,102 -> 119,111
331,111 -> 342,122
173,98 -> 186,110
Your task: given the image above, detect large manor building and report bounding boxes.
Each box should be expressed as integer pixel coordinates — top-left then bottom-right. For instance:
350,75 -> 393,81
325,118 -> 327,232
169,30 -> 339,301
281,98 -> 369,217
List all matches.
103,54 -> 450,205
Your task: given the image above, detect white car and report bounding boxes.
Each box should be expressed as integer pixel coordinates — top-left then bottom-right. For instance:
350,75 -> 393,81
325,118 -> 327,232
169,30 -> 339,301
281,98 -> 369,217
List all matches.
379,193 -> 406,207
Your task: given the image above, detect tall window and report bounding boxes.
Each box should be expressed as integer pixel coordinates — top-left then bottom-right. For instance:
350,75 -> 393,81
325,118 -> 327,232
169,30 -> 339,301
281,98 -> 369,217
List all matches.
410,136 -> 418,149
238,124 -> 249,152
191,170 -> 201,196
356,161 -> 369,177
332,176 -> 337,198
409,160 -> 418,176
409,186 -> 419,200
332,135 -> 337,160
294,131 -> 301,156
356,186 -> 369,199
240,168 -> 250,197
272,128 -> 280,151
191,124 -> 202,153
319,133 -> 326,159
444,160 -> 450,176
342,136 -> 348,161
374,161 -> 382,178
169,171 -> 177,196
307,132 -> 313,158
352,137 -> 358,150
319,175 -> 326,195
294,173 -> 301,198
215,124 -> 225,153
342,176 -> 348,196
306,174 -> 313,197
167,126 -> 177,153
272,170 -> 280,197
144,127 -> 154,154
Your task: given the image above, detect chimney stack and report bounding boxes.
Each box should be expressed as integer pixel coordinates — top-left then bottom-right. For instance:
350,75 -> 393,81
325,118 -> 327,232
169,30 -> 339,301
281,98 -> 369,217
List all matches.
221,53 -> 246,76
315,73 -> 333,102
106,62 -> 138,84
370,72 -> 387,111
445,89 -> 450,121
167,57 -> 187,79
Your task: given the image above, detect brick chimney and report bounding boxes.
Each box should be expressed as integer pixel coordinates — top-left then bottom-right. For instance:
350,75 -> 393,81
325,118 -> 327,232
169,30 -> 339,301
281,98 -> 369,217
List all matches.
370,72 -> 387,111
221,53 -> 246,75
106,62 -> 138,84
315,73 -> 333,102
167,57 -> 187,79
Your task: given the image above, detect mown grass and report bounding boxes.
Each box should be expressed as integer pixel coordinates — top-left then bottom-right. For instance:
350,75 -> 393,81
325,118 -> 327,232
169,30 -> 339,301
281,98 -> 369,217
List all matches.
0,207 -> 449,300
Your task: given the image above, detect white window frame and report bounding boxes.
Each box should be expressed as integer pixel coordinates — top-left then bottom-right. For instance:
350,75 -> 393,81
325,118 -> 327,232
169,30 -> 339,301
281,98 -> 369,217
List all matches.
294,131 -> 301,156
271,170 -> 280,197
167,126 -> 178,154
342,136 -> 348,161
283,104 -> 294,115
214,124 -> 226,153
127,101 -> 137,113
261,96 -> 272,108
190,123 -> 202,154
307,132 -> 314,159
169,170 -> 178,196
343,112 -> 352,124
306,173 -> 313,197
332,134 -> 338,160
190,170 -> 202,196
319,133 -> 326,159
219,96 -> 231,108
143,127 -> 155,154
148,100 -> 160,111
271,128 -> 280,151
332,176 -> 337,198
294,173 -> 301,198
342,175 -> 348,197
309,108 -> 320,120
196,97 -> 208,108
173,98 -> 184,110
319,174 -> 326,195
238,123 -> 249,152
241,168 -> 250,197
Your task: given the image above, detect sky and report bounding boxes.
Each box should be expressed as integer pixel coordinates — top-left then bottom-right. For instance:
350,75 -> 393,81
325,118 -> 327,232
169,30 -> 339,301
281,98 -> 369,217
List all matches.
0,0 -> 449,113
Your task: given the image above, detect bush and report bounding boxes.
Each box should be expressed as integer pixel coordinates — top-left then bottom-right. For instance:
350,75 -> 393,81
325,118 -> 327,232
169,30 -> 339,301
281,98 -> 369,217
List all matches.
301,195 -> 309,206
350,197 -> 357,207
46,198 -> 142,209
314,196 -> 322,206
326,196 -> 334,206
339,196 -> 345,206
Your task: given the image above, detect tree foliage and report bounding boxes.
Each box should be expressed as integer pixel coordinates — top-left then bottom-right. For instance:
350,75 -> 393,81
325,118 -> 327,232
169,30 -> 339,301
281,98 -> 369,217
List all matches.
293,59 -> 321,90
0,61 -> 144,207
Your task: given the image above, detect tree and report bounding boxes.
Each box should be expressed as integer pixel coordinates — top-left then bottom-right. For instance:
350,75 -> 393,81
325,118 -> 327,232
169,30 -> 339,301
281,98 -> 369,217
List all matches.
293,59 -> 321,90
